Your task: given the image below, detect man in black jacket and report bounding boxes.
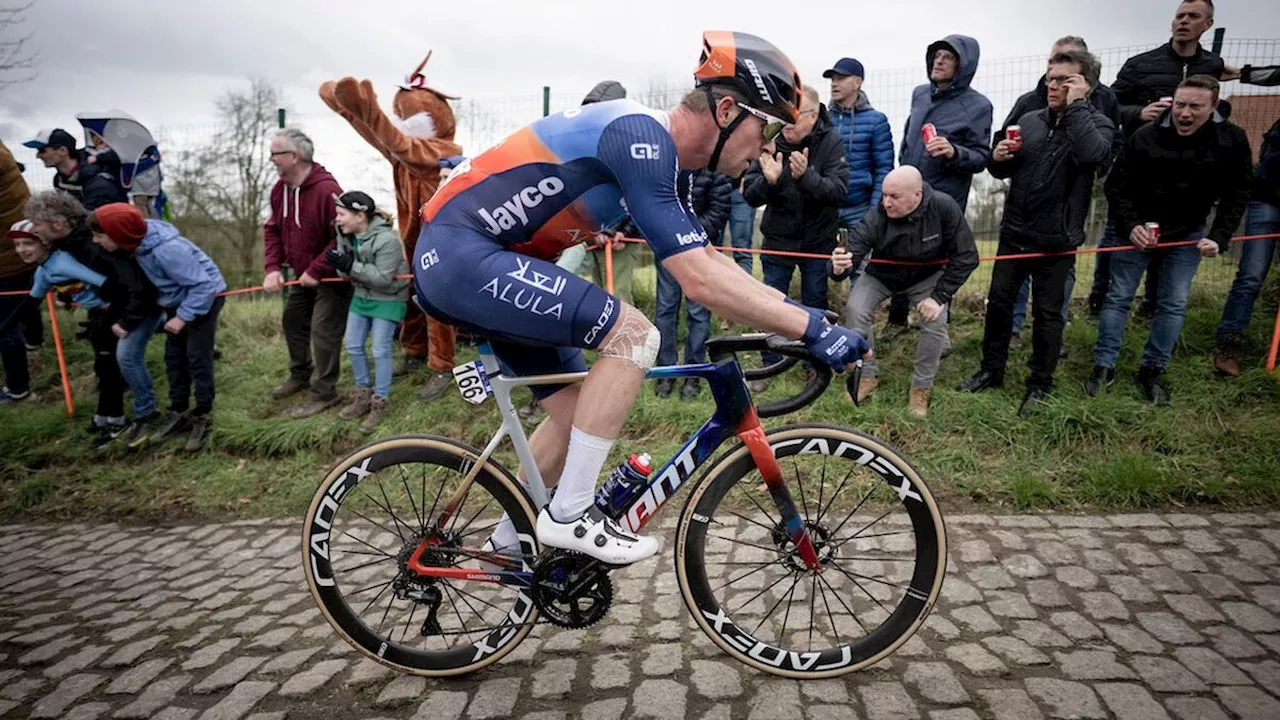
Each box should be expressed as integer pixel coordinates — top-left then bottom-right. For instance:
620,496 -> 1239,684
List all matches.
959,49 -> 1116,417
24,129 -> 128,211
830,166 -> 977,417
654,170 -> 733,400
743,85 -> 849,313
1089,0 -> 1238,318
1090,75 -> 1252,404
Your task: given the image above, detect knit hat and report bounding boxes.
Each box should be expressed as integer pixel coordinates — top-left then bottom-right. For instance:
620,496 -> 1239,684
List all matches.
94,203 -> 147,251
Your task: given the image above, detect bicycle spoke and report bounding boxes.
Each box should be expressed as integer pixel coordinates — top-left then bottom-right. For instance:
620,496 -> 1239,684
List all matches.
708,533 -> 785,557
815,457 -> 828,526
336,554 -> 397,575
711,558 -> 786,593
735,482 -> 779,529
830,554 -> 915,563
814,467 -> 857,528
358,579 -> 394,615
331,547 -> 394,559
831,528 -> 916,545
345,504 -> 404,548
423,463 -> 443,525
752,572 -> 802,637
723,509 -> 779,536
458,521 -> 501,542
400,601 -> 419,644
439,583 -> 480,645
447,583 -> 514,615
376,582 -> 398,632
376,481 -> 413,544
729,568 -> 794,615
817,572 -> 869,634
455,496 -> 496,538
396,465 -> 426,534
806,573 -> 818,652
829,563 -> 897,616
827,500 -> 893,550
815,572 -> 843,646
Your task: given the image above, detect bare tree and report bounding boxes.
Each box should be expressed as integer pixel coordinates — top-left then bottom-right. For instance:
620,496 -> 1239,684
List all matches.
168,79 -> 286,280
0,0 -> 37,90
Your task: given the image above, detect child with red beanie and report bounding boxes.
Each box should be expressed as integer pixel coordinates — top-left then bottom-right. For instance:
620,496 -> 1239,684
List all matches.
89,203 -> 225,451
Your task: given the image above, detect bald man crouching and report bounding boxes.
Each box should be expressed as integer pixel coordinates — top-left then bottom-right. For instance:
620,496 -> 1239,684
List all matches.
830,166 -> 978,417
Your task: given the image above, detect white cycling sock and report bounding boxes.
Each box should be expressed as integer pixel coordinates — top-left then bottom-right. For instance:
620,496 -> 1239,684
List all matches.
548,427 -> 614,523
489,513 -> 519,553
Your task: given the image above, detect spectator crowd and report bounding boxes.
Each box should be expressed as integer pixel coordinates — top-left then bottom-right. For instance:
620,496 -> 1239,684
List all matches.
1,0 -> 1279,450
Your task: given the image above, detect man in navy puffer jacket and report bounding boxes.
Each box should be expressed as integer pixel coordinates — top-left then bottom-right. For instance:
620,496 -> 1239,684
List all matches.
825,58 -> 895,230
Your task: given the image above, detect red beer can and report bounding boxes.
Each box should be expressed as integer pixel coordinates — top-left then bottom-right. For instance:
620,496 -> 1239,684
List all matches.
1145,222 -> 1160,242
1006,125 -> 1022,145
921,123 -> 937,144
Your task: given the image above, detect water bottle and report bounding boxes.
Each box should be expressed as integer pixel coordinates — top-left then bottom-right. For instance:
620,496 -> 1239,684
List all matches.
593,453 -> 653,519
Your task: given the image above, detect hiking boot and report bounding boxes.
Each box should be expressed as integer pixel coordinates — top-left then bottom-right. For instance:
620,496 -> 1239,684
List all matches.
1018,388 -> 1049,418
856,376 -> 879,403
339,387 -> 373,420
394,355 -> 424,378
536,507 -> 658,566
1136,365 -> 1171,405
289,396 -> 339,419
271,377 -> 309,400
124,413 -> 162,450
150,411 -> 191,444
880,321 -> 909,341
957,369 -> 1003,393
1212,335 -> 1242,377
680,378 -> 701,401
1084,366 -> 1116,397
655,378 -> 674,399
418,371 -> 452,401
907,387 -> 930,418
185,414 -> 211,451
361,397 -> 389,434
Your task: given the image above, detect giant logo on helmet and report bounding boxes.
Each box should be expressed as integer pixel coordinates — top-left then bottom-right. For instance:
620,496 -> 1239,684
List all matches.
742,59 -> 773,105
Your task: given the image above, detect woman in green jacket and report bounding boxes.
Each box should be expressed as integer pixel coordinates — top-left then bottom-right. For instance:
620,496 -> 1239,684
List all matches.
325,192 -> 409,432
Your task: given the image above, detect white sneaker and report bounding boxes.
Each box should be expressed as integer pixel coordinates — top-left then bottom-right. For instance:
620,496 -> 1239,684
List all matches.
536,508 -> 659,566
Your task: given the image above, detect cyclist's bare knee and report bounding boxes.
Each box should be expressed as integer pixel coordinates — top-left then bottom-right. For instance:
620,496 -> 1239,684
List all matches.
596,303 -> 660,372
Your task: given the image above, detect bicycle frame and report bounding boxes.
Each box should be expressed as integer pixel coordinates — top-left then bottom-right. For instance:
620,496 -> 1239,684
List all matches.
410,339 -> 822,586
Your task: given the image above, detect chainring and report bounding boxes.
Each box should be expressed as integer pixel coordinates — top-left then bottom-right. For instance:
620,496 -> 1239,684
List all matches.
530,550 -> 614,629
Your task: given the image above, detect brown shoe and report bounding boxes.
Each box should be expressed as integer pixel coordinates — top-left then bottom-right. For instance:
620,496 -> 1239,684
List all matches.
1212,337 -> 1241,377
289,396 -> 339,419
338,387 -> 373,420
360,397 -> 389,434
856,376 -> 879,403
272,377 -> 309,400
907,388 -> 930,418
418,371 -> 453,401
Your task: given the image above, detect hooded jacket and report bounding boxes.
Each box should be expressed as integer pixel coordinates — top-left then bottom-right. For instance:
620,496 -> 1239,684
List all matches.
1,139 -> 32,279
990,100 -> 1116,252
1104,111 -> 1253,253
899,35 -> 993,211
996,76 -> 1124,163
829,91 -> 895,214
263,163 -> 342,278
1112,41 -> 1226,134
135,219 -> 227,322
334,213 -> 410,309
742,103 -> 850,255
689,171 -> 733,245
829,183 -> 978,305
53,221 -> 158,331
54,149 -> 128,211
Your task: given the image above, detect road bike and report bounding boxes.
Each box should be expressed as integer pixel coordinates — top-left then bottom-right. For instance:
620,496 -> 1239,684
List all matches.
303,331 -> 947,678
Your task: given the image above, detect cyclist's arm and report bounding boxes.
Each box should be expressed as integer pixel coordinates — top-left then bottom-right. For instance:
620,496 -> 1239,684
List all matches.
664,248 -> 809,338
700,243 -> 785,301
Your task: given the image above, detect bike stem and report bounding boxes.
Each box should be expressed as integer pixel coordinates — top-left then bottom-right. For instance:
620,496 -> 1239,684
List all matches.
735,409 -> 824,573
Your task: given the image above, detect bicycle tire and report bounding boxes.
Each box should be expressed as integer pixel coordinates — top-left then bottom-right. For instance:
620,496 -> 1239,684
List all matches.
674,424 -> 946,678
302,434 -> 541,676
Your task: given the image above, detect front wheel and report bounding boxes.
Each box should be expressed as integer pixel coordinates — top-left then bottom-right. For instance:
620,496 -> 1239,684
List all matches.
675,425 -> 946,678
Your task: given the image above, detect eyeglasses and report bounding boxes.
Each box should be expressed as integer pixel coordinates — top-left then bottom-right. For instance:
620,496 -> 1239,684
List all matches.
270,150 -> 296,157
736,103 -> 788,142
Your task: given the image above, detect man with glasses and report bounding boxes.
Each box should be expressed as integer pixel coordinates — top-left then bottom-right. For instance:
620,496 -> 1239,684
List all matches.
261,128 -> 351,418
412,32 -> 870,565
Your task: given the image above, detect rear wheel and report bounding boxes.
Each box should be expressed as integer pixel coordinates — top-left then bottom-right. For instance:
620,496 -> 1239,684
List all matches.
302,435 -> 540,676
675,425 -> 946,678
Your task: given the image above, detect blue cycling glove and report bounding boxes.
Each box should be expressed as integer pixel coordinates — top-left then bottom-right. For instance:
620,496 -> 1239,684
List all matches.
801,313 -> 870,371
785,297 -> 825,322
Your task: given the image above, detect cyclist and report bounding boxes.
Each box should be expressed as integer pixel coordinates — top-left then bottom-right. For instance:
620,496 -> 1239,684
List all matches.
412,31 -> 871,566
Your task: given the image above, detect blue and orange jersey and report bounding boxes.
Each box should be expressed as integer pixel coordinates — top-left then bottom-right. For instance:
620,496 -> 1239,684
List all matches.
421,99 -> 709,262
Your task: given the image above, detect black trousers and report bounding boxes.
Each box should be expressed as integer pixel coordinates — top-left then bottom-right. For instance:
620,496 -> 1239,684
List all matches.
0,274 -> 31,395
283,283 -> 352,401
980,241 -> 1076,390
165,296 -> 224,416
87,311 -> 126,418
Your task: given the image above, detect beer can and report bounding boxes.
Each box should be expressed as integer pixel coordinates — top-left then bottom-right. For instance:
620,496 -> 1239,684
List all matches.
1144,222 -> 1160,242
921,123 -> 937,144
1160,96 -> 1173,104
1006,125 -> 1022,145
836,227 -> 848,250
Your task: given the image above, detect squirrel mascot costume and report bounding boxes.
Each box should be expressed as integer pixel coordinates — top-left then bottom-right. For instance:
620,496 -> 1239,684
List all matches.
319,52 -> 462,398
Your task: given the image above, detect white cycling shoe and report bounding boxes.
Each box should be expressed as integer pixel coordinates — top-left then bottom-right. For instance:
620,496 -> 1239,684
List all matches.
536,507 -> 659,566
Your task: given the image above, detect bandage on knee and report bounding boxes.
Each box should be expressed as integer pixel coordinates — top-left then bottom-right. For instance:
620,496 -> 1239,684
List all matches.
597,306 -> 661,371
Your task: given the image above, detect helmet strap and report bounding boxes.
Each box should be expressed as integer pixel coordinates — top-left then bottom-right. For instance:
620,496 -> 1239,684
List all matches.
703,86 -> 749,173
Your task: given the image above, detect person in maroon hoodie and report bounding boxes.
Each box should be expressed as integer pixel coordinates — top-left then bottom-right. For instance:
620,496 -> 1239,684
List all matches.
262,128 -> 351,418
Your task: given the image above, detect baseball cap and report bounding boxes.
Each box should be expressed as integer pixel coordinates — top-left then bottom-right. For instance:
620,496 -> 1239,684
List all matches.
6,220 -> 37,240
822,58 -> 866,79
23,128 -> 77,152
336,191 -> 376,216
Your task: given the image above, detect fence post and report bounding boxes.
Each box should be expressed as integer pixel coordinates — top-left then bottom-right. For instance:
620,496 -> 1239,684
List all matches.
46,295 -> 74,417
543,87 -> 551,117
1211,28 -> 1225,56
277,108 -> 286,129
1267,301 -> 1280,376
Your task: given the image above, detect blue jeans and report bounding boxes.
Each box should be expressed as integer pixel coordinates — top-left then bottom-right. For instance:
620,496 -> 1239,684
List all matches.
345,312 -> 397,399
1217,200 -> 1280,340
1094,239 -> 1203,370
1012,262 -> 1076,334
761,256 -> 828,364
116,312 -> 164,417
655,265 -> 710,366
728,190 -> 755,274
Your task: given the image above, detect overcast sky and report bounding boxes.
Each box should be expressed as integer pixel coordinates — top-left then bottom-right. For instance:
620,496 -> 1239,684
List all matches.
4,0 -> 1279,199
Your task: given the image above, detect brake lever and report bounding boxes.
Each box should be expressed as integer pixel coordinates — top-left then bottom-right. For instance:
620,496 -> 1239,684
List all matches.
845,360 -> 864,407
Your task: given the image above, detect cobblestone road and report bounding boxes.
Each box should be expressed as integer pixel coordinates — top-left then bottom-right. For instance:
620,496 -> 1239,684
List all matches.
4,512 -> 1280,719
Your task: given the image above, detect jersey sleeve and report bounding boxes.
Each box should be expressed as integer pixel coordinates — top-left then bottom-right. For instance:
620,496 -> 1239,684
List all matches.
596,114 -> 708,262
